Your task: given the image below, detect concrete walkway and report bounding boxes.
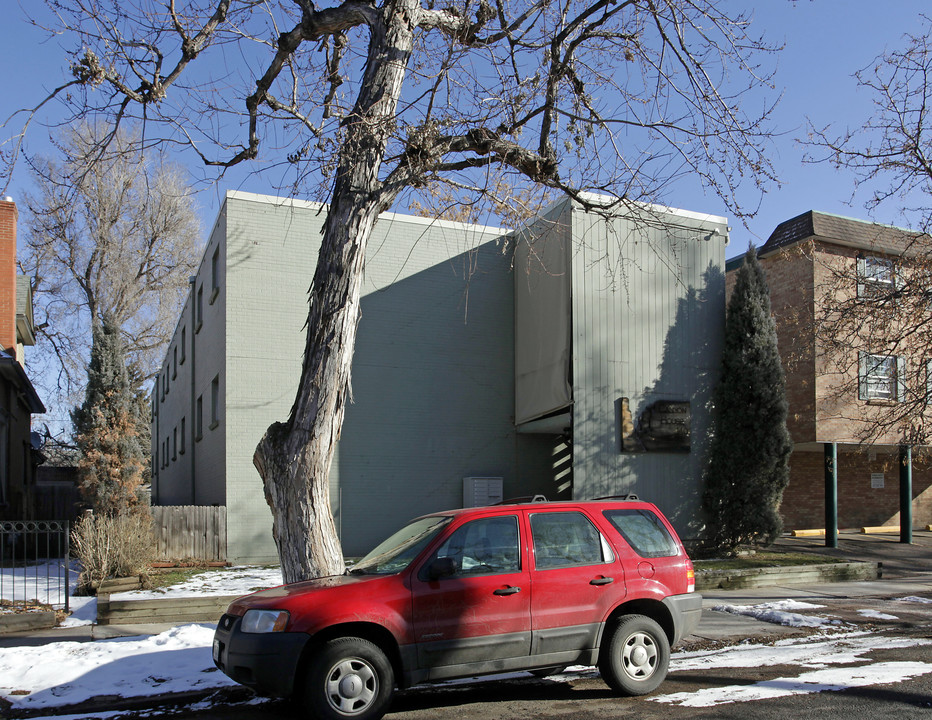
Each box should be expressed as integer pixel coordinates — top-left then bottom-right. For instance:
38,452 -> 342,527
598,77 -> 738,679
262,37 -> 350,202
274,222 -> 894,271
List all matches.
690,529 -> 932,641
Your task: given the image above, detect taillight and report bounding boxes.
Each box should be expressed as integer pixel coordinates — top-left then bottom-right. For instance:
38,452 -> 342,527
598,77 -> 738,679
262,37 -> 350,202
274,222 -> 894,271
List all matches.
685,560 -> 695,593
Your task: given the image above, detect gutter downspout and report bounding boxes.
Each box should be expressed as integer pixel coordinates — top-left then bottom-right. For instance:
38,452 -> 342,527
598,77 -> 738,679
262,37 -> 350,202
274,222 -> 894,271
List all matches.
189,276 -> 197,505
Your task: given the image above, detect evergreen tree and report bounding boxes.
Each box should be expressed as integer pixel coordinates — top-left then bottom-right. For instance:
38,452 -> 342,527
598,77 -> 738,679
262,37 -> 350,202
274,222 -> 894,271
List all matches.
703,246 -> 792,552
72,313 -> 145,515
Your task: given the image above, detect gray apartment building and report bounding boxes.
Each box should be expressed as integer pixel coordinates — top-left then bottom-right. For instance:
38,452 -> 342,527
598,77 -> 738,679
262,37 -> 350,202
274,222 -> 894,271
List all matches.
151,191 -> 727,563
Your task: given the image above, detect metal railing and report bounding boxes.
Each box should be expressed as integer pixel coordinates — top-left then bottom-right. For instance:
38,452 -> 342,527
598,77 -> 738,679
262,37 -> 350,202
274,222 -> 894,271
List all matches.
0,520 -> 70,612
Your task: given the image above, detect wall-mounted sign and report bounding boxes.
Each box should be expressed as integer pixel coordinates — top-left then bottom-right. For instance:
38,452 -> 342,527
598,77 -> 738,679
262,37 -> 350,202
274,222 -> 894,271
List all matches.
620,398 -> 691,453
870,472 -> 885,489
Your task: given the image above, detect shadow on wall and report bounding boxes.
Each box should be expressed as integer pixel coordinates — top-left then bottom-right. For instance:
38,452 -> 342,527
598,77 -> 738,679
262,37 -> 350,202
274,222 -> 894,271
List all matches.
621,262 -> 723,537
569,262 -> 723,543
641,262 -> 723,538
334,238 -> 537,555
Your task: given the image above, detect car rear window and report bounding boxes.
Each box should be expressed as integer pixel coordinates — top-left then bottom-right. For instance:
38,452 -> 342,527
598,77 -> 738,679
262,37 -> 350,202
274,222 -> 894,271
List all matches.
602,508 -> 678,558
530,511 -> 613,569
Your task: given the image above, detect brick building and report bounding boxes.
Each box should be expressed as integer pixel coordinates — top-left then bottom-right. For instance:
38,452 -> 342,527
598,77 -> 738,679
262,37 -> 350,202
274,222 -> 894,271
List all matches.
727,210 -> 932,532
0,198 -> 46,521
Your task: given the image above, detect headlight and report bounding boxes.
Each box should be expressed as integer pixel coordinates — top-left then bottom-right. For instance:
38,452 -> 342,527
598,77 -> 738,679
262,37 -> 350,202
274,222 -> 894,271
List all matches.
241,609 -> 290,633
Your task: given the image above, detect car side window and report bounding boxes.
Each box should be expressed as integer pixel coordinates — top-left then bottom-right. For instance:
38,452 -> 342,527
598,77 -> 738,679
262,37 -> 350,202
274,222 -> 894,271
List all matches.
531,511 -> 612,569
427,515 -> 520,577
603,508 -> 679,558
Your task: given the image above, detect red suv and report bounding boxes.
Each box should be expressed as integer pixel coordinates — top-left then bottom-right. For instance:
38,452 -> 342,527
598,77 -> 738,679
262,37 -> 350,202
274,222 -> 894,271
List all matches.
213,497 -> 701,720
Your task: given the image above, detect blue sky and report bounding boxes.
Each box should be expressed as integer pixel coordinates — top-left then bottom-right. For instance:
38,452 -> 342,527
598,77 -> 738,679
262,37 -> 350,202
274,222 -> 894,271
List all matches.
1,1 -> 929,259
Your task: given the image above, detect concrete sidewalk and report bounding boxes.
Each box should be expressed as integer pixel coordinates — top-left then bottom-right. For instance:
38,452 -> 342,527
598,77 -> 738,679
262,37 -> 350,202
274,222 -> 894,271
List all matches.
692,570 -> 932,642
691,528 -> 932,642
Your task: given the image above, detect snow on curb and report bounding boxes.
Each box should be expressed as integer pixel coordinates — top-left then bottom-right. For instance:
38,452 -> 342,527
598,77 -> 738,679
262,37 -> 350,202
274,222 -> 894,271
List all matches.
711,600 -> 848,628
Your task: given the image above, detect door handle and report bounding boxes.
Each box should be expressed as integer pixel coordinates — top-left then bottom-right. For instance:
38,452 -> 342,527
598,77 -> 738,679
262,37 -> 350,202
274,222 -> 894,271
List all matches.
589,577 -> 614,586
493,586 -> 521,595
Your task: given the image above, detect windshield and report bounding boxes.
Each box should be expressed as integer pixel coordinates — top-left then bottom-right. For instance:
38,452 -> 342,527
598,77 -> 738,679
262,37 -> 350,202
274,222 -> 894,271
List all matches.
351,515 -> 451,575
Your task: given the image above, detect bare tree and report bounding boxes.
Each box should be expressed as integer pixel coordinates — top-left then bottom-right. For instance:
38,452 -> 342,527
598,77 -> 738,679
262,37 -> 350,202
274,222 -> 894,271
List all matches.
8,0 -> 780,582
803,18 -> 932,446
807,17 -> 932,234
20,122 -> 201,434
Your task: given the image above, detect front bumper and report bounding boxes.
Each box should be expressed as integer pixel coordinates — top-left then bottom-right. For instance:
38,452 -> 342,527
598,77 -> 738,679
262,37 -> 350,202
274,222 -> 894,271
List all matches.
662,592 -> 703,645
213,613 -> 310,698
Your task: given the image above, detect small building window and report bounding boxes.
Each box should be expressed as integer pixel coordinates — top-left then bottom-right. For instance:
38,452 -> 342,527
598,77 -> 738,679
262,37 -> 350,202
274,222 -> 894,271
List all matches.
196,285 -> 204,332
857,256 -> 896,298
195,396 -> 203,440
172,347 -> 178,379
172,427 -> 178,461
180,417 -> 186,455
859,352 -> 903,401
210,375 -> 220,429
210,247 -> 221,304
180,326 -> 187,364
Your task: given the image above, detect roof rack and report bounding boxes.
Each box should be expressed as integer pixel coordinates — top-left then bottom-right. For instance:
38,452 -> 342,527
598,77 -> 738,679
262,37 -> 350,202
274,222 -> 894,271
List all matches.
592,494 -> 640,501
496,495 -> 549,505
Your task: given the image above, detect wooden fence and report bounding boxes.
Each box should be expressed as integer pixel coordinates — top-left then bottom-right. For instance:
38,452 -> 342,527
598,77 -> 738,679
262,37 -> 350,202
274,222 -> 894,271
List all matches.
150,506 -> 227,562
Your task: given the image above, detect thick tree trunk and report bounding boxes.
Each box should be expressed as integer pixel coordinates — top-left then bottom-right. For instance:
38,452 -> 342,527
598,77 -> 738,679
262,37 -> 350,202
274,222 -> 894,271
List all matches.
253,1 -> 417,584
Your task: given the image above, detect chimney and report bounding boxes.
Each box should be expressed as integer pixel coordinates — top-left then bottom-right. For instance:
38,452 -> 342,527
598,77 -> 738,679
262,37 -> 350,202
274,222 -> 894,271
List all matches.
0,198 -> 18,354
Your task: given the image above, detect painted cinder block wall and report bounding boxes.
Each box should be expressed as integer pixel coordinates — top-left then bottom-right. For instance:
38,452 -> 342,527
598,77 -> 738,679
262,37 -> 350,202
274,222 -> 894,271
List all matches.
154,191 -> 555,562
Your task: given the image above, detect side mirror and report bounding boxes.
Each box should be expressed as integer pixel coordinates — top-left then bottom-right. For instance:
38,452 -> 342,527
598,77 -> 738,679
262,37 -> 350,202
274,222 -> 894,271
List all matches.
426,556 -> 457,580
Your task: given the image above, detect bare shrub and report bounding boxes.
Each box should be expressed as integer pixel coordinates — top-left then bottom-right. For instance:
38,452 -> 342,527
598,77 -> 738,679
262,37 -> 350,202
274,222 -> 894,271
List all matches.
71,513 -> 156,594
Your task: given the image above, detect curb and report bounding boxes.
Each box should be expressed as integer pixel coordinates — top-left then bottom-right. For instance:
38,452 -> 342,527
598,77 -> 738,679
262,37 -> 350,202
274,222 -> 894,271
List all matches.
2,685 -> 257,719
695,560 -> 880,590
0,612 -> 57,635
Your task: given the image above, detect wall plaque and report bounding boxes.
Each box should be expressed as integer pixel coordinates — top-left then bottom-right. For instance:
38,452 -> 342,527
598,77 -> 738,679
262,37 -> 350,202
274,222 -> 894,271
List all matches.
620,398 -> 691,453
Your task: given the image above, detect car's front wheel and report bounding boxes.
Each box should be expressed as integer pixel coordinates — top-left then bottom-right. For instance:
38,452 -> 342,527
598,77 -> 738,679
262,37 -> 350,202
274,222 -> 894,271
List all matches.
304,637 -> 395,720
598,614 -> 670,695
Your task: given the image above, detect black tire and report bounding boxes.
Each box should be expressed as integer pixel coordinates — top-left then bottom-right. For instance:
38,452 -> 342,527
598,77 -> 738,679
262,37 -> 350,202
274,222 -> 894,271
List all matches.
598,614 -> 670,695
304,637 -> 395,720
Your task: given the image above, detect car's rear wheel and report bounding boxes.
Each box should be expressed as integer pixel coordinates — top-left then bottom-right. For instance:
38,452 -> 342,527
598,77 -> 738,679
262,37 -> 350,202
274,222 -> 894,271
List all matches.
304,637 -> 395,720
598,614 -> 670,695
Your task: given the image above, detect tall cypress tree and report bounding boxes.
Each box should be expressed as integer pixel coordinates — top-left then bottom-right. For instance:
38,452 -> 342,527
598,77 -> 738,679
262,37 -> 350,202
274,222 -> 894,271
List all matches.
72,313 -> 145,515
703,246 -> 792,552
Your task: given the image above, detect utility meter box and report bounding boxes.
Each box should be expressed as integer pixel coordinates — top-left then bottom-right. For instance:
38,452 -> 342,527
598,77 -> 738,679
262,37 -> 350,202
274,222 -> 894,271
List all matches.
463,477 -> 504,507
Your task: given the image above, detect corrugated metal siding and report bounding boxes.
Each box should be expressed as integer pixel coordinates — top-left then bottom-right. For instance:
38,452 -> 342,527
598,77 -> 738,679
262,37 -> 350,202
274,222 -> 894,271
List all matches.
570,204 -> 726,539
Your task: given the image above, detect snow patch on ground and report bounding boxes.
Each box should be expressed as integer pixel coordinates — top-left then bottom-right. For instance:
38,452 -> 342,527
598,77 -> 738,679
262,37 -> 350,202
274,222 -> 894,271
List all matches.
672,632 -> 932,672
0,624 -> 237,710
652,661 -> 932,707
711,600 -> 848,628
112,566 -> 283,600
0,561 -> 79,606
857,608 -> 898,621
899,595 -> 932,604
